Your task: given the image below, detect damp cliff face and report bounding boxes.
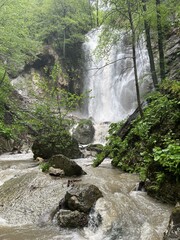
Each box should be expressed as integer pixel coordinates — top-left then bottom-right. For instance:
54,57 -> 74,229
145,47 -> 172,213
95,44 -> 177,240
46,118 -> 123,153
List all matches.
165,28 -> 180,81
10,46 -> 69,103
82,29 -> 151,123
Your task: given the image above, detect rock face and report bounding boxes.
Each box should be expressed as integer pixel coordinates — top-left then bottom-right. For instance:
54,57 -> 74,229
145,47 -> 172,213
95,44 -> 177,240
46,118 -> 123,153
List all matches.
165,29 -> 180,80
32,135 -> 82,160
57,183 -> 103,228
49,154 -> 85,176
0,137 -> 13,154
163,204 -> 180,240
73,119 -> 95,144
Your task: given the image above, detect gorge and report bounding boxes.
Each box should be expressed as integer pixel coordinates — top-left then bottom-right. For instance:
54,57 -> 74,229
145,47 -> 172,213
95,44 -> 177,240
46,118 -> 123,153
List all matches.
0,29 -> 176,240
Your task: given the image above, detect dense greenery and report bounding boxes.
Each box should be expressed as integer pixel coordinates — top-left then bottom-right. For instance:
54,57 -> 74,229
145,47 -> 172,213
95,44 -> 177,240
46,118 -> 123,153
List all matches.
94,80 -> 180,202
0,0 -> 95,145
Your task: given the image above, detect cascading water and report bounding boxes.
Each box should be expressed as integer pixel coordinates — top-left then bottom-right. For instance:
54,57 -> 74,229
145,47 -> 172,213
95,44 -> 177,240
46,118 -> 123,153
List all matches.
82,29 -> 151,123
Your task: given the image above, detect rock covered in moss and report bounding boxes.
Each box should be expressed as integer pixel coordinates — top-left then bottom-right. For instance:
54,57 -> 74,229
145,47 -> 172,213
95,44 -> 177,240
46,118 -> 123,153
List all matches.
32,135 -> 82,159
73,119 -> 95,144
49,154 -> 86,176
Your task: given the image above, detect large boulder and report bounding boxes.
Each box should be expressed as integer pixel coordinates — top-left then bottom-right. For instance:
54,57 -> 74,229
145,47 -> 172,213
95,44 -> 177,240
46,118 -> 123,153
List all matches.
163,204 -> 180,240
57,183 -> 103,228
49,154 -> 85,176
73,119 -> 95,144
32,134 -> 82,159
64,184 -> 103,213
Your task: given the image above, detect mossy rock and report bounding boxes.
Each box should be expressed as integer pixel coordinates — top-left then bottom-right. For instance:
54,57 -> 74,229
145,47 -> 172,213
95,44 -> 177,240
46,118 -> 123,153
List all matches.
32,134 -> 82,159
73,119 -> 95,145
146,179 -> 180,204
49,154 -> 85,176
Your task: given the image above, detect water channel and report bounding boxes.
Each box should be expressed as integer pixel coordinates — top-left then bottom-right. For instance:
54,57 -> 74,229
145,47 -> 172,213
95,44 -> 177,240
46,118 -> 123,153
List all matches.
0,152 -> 172,240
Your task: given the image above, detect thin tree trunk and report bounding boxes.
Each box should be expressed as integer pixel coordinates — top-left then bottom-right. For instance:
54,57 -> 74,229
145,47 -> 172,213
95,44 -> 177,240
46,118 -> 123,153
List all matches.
0,70 -> 6,86
63,29 -> 66,58
156,0 -> 166,80
142,0 -> 158,88
96,0 -> 99,27
127,1 -> 143,118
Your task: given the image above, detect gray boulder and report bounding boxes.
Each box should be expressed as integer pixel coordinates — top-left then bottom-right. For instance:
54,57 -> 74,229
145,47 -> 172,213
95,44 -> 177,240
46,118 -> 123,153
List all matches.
49,154 -> 86,176
57,183 -> 103,228
73,119 -> 95,144
57,209 -> 88,228
65,184 -> 103,213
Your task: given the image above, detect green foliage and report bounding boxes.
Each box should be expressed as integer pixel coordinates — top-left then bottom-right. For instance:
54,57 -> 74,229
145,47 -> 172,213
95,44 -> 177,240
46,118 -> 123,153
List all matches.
94,80 -> 180,194
34,0 -> 94,55
153,143 -> 180,177
40,162 -> 51,172
0,0 -> 41,75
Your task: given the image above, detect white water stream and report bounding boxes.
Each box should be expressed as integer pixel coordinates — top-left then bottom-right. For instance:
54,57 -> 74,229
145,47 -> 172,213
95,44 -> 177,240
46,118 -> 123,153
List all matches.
0,153 -> 172,240
82,29 -> 151,123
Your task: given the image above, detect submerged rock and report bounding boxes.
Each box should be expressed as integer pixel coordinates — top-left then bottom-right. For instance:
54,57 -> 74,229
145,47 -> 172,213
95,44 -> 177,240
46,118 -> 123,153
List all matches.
49,154 -> 86,176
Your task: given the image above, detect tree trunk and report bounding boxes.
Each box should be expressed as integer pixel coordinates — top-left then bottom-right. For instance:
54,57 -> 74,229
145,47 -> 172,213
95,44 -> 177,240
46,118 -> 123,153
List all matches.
63,29 -> 66,58
127,0 -> 143,118
156,0 -> 166,80
142,0 -> 158,88
0,70 -> 6,86
96,0 -> 99,27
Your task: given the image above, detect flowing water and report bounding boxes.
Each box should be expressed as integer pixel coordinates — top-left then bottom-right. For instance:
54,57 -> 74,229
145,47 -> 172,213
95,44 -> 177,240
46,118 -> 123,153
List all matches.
0,153 -> 172,240
82,29 -> 151,123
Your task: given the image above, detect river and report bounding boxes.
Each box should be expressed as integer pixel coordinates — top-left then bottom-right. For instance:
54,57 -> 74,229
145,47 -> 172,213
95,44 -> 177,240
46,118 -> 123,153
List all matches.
0,152 -> 172,240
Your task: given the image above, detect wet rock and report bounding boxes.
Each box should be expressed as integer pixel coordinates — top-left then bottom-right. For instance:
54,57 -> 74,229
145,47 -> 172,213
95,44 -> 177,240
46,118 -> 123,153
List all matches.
49,154 -> 86,176
32,135 -> 82,160
57,183 -> 103,228
35,157 -> 44,163
73,119 -> 95,144
146,178 -> 180,204
163,204 -> 180,240
64,184 -> 103,213
57,209 -> 88,228
49,167 -> 65,177
0,137 -> 13,154
86,144 -> 104,154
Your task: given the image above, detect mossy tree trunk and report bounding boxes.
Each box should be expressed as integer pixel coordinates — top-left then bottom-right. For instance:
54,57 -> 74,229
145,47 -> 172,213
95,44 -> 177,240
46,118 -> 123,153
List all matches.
142,0 -> 158,88
156,0 -> 166,80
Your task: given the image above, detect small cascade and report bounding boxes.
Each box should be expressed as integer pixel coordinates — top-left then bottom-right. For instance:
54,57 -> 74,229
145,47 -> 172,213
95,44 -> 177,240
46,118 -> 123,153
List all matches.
82,29 -> 151,123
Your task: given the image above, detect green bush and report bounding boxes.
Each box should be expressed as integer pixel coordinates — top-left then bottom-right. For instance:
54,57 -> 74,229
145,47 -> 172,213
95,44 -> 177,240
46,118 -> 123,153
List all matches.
94,80 -> 180,196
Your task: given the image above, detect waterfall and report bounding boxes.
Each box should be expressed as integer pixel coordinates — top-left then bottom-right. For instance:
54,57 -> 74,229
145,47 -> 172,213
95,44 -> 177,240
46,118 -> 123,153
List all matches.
82,29 -> 151,123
